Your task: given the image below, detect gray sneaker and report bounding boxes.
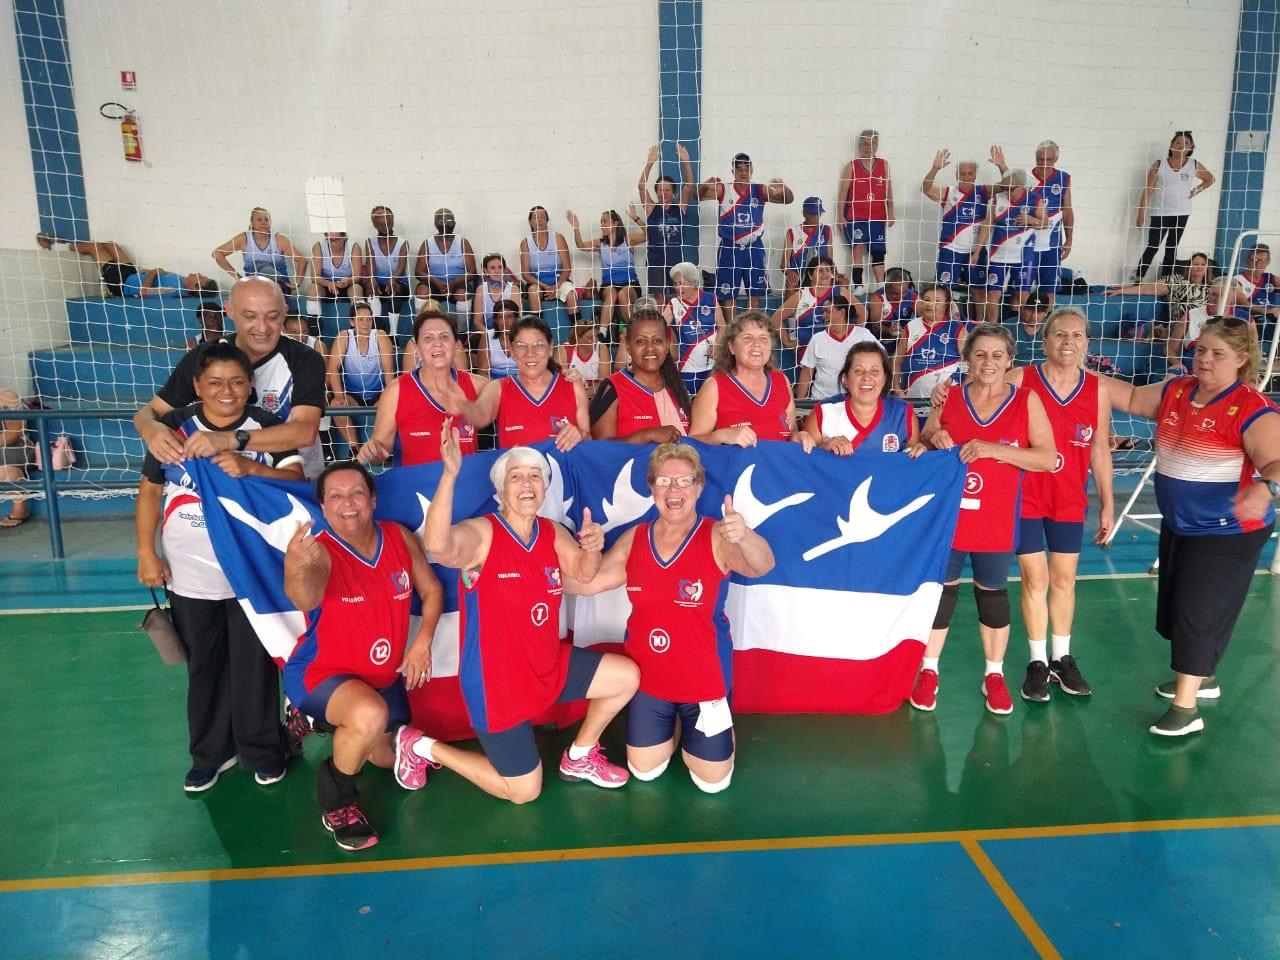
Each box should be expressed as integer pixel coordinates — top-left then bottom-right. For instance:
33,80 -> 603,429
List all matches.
1155,677 -> 1220,700
1149,706 -> 1204,737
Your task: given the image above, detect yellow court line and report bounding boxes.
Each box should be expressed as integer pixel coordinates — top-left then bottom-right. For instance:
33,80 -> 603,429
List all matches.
962,837 -> 1061,960
2,812 -> 1277,894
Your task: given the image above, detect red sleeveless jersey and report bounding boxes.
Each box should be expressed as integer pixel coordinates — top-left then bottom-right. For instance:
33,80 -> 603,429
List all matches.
712,370 -> 793,441
498,373 -> 578,448
1020,365 -> 1098,523
290,521 -> 414,692
394,370 -> 479,466
458,514 -> 569,733
940,384 -> 1031,552
610,369 -> 689,439
624,518 -> 731,703
844,156 -> 890,222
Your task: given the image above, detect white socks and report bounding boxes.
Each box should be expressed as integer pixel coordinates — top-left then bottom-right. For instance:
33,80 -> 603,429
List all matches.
567,742 -> 592,761
1051,634 -> 1071,660
1028,639 -> 1048,664
985,659 -> 1003,676
921,657 -> 940,672
411,734 -> 437,762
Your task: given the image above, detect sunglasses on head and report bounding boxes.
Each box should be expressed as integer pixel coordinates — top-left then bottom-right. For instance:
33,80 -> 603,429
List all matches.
1205,315 -> 1249,330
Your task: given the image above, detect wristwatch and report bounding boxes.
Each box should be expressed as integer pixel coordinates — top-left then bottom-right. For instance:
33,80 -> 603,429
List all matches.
235,429 -> 251,451
1266,479 -> 1280,499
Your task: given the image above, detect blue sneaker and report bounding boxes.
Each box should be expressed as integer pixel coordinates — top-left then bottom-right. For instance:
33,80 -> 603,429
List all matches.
254,758 -> 288,786
184,756 -> 237,793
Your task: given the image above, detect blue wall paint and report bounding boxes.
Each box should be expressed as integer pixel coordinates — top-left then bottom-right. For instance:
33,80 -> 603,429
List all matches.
1215,0 -> 1278,266
658,0 -> 702,258
14,0 -> 88,241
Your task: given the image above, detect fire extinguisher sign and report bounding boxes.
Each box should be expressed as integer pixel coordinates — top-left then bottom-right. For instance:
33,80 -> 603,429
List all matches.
121,71 -> 136,90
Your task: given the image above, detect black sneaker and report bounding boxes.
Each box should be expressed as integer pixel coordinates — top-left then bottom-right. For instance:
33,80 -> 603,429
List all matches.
1050,655 -> 1092,697
322,802 -> 379,851
1020,661 -> 1051,702
284,704 -> 314,757
184,756 -> 237,794
254,758 -> 288,786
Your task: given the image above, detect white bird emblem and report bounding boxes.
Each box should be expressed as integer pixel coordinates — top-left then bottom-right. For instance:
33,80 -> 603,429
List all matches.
730,464 -> 813,528
217,492 -> 316,553
802,478 -> 933,561
539,454 -> 575,528
414,492 -> 433,541
599,459 -> 654,533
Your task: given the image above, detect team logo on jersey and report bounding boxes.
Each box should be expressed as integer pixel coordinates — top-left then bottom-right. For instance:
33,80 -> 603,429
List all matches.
530,602 -> 550,627
920,347 -> 937,363
1073,423 -> 1094,446
458,423 -> 475,439
550,416 -> 570,433
1199,418 -> 1216,430
369,638 -> 392,666
882,434 -> 900,453
964,472 -> 984,495
939,271 -> 953,284
720,282 -> 732,296
1051,183 -> 1062,195
677,578 -> 704,604
1052,452 -> 1065,474
939,332 -> 951,345
1227,406 -> 1239,417
649,628 -> 671,653
390,569 -> 411,598
1164,411 -> 1181,426
261,390 -> 280,411
699,306 -> 713,318
544,566 -> 562,589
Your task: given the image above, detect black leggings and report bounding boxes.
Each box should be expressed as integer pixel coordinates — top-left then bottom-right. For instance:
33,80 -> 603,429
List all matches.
1137,214 -> 1189,279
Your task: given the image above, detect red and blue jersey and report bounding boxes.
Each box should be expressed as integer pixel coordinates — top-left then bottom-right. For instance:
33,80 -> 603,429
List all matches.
879,288 -> 918,324
287,522 -> 414,693
394,370 -> 479,466
498,373 -> 578,448
1154,377 -> 1278,535
791,285 -> 839,348
1238,270 -> 1278,309
844,156 -> 890,222
459,514 -> 568,733
989,191 -> 1035,265
812,394 -> 916,453
712,369 -> 793,441
718,182 -> 768,245
937,185 -> 990,254
1020,365 -> 1099,523
610,370 -> 689,439
670,291 -> 719,375
624,518 -> 731,703
1027,168 -> 1070,251
901,317 -> 964,388
786,223 -> 833,273
940,384 -> 1031,552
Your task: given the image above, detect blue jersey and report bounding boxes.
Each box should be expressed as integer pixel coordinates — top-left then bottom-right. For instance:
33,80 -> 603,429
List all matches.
989,192 -> 1035,265
319,239 -> 353,280
366,236 -> 408,284
242,231 -> 291,282
647,204 -> 684,267
717,182 -> 767,245
599,237 -> 638,286
526,233 -> 562,284
937,185 -> 990,254
811,394 -> 916,453
880,288 -> 917,324
786,223 -> 833,273
901,317 -> 964,391
340,332 -> 384,402
425,234 -> 468,283
791,285 -> 839,349
671,291 -> 719,375
1027,169 -> 1070,252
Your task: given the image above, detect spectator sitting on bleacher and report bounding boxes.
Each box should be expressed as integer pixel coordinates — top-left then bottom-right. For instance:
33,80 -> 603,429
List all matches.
868,267 -> 917,347
355,206 -> 412,341
327,301 -> 395,453
1237,244 -> 1279,334
187,299 -> 226,351
310,231 -> 357,304
120,267 -> 216,298
135,276 -> 326,478
212,207 -> 308,297
1165,277 -> 1253,375
519,206 -> 579,327
566,208 -> 646,342
1106,251 -> 1215,342
414,209 -> 477,307
1007,291 -> 1052,365
35,233 -> 136,297
0,388 -> 31,528
795,294 -> 877,401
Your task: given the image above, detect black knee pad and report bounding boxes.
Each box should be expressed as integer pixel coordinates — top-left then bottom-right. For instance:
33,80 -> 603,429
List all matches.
974,587 -> 1011,629
932,582 -> 961,630
870,250 -> 886,266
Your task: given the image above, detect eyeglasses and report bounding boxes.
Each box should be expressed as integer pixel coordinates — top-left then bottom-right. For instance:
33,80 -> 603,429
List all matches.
653,475 -> 697,488
511,340 -> 550,354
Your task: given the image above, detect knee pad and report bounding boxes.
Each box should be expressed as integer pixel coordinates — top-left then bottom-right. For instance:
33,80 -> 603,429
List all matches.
689,764 -> 733,794
627,757 -> 670,782
975,587 -> 1011,629
870,250 -> 886,266
932,582 -> 961,630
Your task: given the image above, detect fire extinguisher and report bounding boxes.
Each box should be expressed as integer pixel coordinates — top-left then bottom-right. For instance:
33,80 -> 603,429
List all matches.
100,102 -> 142,163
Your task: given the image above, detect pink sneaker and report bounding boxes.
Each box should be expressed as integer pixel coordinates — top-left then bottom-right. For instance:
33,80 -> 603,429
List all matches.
558,744 -> 629,789
910,668 -> 939,711
982,673 -> 1014,716
393,725 -> 437,791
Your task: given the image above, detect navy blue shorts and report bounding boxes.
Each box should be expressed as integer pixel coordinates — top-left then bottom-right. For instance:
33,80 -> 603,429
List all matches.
843,219 -> 888,256
935,248 -> 987,288
625,689 -> 734,762
716,240 -> 768,300
1030,247 -> 1061,291
1016,517 -> 1085,556
473,646 -> 604,778
945,549 -> 1014,589
288,673 -> 410,733
986,260 -> 1032,293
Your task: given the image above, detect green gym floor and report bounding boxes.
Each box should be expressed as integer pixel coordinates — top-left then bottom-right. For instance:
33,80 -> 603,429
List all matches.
1,518 -> 1278,959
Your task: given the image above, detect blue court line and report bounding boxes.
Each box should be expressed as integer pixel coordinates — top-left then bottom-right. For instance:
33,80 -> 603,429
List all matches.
0,842 -> 1039,960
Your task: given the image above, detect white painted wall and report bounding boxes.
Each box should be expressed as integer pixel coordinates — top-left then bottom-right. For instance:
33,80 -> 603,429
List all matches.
63,0 -> 658,286
701,0 -> 1244,286
0,9 -> 40,250
1255,64 -> 1280,243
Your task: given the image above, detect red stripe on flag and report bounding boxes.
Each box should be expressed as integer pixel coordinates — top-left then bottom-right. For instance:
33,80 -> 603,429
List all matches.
731,641 -> 925,715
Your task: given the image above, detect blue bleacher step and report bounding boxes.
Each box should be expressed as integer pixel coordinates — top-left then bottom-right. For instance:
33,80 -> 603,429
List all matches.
31,344 -> 187,405
65,296 -> 211,350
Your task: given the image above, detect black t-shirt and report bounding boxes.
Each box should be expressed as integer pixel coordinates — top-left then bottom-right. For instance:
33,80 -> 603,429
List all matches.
157,335 -> 326,419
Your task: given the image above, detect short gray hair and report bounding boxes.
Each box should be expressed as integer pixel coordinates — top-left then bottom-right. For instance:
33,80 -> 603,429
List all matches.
1036,139 -> 1060,156
669,261 -> 702,288
489,446 -> 551,493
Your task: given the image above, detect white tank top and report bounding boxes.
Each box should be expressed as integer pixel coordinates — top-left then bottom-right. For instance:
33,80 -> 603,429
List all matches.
568,341 -> 601,384
1149,157 -> 1199,218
